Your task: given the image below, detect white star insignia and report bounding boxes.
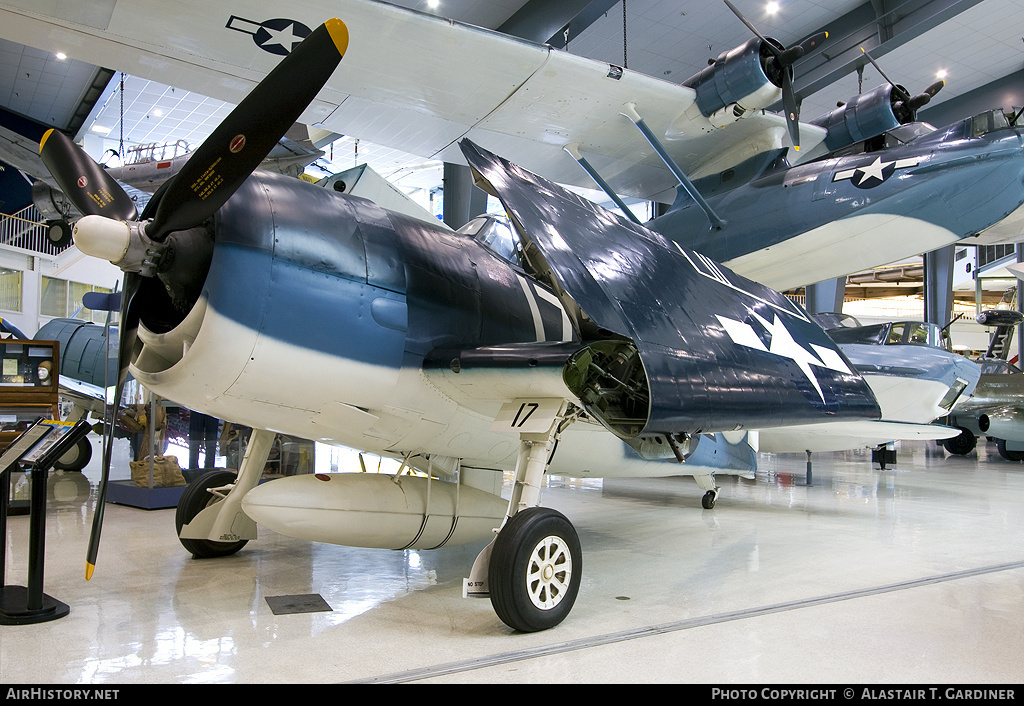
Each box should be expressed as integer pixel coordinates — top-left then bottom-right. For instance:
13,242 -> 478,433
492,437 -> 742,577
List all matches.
716,313 -> 853,403
855,156 -> 892,185
260,23 -> 303,54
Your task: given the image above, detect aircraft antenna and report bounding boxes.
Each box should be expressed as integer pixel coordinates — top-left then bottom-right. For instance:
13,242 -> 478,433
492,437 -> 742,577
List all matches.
621,0 -> 627,69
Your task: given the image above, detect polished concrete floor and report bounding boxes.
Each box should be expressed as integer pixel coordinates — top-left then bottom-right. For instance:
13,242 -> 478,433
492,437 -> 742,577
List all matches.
1,435 -> 1022,684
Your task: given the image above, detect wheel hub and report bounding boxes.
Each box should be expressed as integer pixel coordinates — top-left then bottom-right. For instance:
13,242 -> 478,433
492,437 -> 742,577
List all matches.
526,535 -> 573,611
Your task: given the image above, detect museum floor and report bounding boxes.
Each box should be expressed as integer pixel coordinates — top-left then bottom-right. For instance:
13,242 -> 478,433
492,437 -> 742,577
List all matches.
1,436 -> 1022,685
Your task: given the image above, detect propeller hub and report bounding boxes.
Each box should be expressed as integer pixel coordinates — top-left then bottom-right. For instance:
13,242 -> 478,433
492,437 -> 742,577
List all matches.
73,215 -> 166,277
73,215 -> 131,263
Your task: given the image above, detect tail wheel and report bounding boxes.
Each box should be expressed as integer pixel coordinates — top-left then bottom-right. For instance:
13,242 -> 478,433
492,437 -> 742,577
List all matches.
175,470 -> 248,558
489,507 -> 581,632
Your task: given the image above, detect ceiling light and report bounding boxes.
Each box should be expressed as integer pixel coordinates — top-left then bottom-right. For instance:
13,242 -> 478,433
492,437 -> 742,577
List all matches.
936,69 -> 948,79
91,125 -> 111,135
153,109 -> 163,117
54,52 -> 67,61
766,2 -> 780,14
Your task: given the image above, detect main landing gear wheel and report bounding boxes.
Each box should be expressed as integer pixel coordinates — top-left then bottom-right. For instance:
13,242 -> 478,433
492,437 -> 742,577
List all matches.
996,439 -> 1024,462
489,507 -> 582,632
942,427 -> 976,455
175,470 -> 249,558
701,489 -> 719,509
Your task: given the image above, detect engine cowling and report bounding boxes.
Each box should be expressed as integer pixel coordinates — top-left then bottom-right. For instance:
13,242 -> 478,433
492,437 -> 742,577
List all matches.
681,37 -> 785,126
809,83 -> 907,153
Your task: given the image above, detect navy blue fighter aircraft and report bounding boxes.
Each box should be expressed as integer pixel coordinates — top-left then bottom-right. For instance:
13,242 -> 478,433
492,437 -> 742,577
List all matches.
38,18 -> 890,632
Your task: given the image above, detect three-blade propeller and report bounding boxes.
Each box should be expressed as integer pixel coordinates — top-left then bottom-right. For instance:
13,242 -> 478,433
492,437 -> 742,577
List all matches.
37,17 -> 350,580
724,0 -> 827,151
860,47 -> 944,124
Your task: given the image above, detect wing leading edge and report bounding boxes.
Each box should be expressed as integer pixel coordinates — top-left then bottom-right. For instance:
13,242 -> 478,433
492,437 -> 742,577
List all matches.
459,139 -> 880,439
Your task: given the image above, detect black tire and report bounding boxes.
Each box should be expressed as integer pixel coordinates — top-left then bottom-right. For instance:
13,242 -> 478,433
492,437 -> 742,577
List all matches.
45,220 -> 73,249
701,490 -> 717,509
942,427 -> 977,455
489,507 -> 582,632
53,436 -> 92,472
175,470 -> 248,558
996,439 -> 1024,462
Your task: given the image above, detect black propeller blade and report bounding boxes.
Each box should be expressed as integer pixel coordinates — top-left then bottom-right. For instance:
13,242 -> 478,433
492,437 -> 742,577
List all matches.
146,17 -> 349,242
860,47 -> 945,123
724,1 -> 827,151
46,17 -> 350,580
86,273 -> 140,580
39,129 -> 138,221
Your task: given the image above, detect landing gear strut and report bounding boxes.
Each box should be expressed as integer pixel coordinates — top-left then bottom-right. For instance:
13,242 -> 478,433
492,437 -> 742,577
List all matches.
469,401 -> 583,632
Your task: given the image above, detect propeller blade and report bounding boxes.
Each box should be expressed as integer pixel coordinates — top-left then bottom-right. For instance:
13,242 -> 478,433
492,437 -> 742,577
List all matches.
777,31 -> 828,67
38,129 -> 138,221
724,0 -> 780,58
85,272 -> 141,580
860,47 -> 911,102
799,30 -> 829,55
782,70 -> 801,150
922,79 -> 945,99
146,18 -> 349,241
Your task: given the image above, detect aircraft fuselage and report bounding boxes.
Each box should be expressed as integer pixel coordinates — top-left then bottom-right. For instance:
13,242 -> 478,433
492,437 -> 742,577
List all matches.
130,171 -> 573,469
651,117 -> 1024,290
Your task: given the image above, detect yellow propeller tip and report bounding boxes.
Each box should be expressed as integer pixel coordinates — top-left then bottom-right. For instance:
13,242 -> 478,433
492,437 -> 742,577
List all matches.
39,128 -> 54,153
324,18 -> 350,57
794,145 -> 800,151
86,563 -> 95,581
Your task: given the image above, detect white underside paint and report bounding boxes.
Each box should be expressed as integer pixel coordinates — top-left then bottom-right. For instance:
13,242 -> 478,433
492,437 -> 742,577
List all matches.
726,214 -> 960,292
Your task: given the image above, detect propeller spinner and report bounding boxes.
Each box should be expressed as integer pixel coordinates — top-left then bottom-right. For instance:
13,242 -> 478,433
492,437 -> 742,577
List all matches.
38,17 -> 350,580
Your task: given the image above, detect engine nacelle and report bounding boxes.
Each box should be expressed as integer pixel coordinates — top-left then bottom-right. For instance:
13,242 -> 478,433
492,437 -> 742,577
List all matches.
978,410 -> 1024,442
809,83 -> 905,153
681,37 -> 785,121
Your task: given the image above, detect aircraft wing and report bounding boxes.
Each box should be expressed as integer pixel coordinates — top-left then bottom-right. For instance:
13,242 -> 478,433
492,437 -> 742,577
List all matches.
460,139 -> 879,437
0,0 -> 825,203
57,374 -> 108,417
756,420 -> 960,454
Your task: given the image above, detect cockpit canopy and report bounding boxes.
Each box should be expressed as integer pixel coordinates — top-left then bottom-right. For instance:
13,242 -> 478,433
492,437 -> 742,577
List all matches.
457,214 -> 522,266
827,320 -> 953,352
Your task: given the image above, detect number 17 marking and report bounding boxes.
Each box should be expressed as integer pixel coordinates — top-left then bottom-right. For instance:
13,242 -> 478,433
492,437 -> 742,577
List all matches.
511,402 -> 539,428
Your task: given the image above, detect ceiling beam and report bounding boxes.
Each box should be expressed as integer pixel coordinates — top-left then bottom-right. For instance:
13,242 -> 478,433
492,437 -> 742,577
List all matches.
792,0 -> 986,101
498,0 -> 621,47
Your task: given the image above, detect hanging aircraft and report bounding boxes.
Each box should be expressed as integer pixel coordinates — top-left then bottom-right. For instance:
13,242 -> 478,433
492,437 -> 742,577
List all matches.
37,18 -> 899,633
4,0 -> 1021,294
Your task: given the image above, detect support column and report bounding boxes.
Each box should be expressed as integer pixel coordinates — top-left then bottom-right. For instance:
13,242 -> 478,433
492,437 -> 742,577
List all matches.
924,245 -> 955,326
442,163 -> 488,231
804,276 -> 846,315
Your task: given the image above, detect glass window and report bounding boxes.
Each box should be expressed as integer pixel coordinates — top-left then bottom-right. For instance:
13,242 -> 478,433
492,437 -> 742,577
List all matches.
0,269 -> 22,312
40,276 -> 68,318
70,281 -> 92,321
